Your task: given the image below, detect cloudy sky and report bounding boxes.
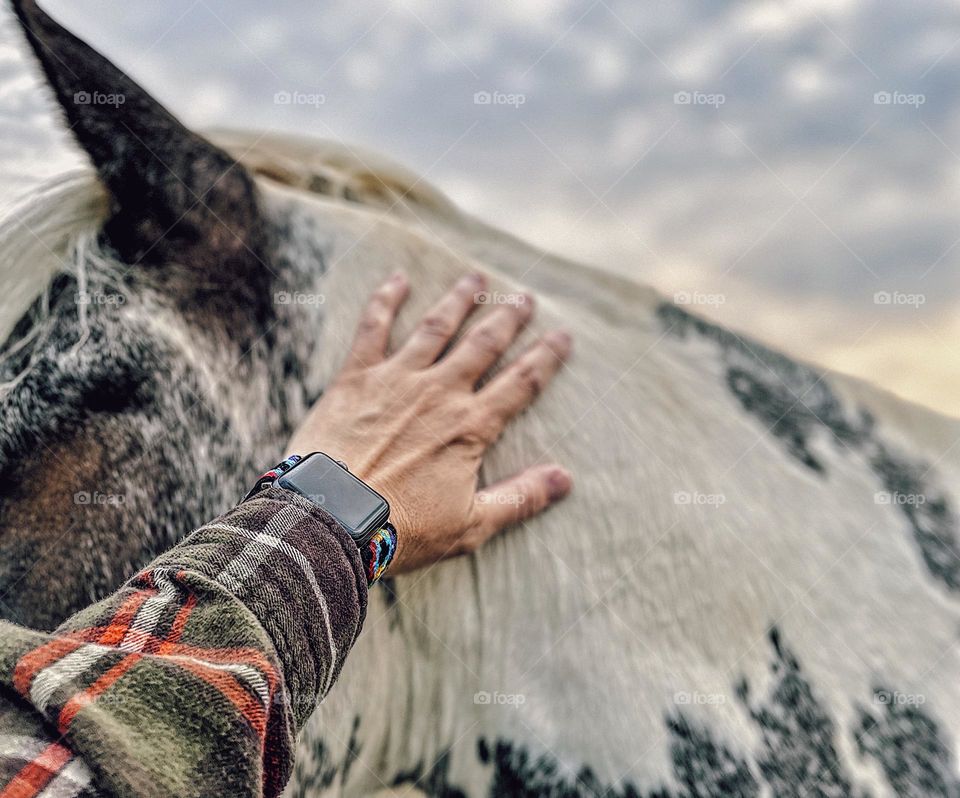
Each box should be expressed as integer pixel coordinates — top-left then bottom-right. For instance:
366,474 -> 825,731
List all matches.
2,0 -> 959,415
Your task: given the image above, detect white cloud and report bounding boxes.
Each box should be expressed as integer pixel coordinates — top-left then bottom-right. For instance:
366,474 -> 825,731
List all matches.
584,40 -> 628,91
343,51 -> 385,92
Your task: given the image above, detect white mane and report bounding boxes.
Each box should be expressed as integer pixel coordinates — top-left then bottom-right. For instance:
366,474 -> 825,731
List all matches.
0,169 -> 105,344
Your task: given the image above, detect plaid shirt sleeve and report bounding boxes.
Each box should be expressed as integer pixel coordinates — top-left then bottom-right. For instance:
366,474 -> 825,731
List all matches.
0,487 -> 368,798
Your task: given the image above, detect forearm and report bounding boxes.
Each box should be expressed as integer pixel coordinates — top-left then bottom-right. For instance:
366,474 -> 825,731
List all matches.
0,487 -> 367,798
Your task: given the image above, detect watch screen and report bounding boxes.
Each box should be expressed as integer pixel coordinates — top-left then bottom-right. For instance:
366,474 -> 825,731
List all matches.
277,453 -> 389,541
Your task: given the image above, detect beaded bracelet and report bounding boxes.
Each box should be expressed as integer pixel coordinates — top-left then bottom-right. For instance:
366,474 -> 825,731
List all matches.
243,455 -> 398,585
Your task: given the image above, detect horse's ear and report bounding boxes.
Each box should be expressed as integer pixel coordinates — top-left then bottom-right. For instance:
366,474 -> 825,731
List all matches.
12,0 -> 269,302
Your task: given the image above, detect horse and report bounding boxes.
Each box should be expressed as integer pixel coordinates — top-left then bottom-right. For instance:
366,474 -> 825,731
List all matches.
3,2 -> 960,796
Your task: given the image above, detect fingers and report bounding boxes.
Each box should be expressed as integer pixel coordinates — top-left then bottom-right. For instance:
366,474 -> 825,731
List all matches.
345,273 -> 409,370
472,464 -> 573,541
440,296 -> 534,383
395,273 -> 487,367
478,331 -> 572,424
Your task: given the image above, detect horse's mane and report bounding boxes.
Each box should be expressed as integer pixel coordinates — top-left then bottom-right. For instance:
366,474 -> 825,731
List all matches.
0,170 -> 104,344
210,129 -> 462,222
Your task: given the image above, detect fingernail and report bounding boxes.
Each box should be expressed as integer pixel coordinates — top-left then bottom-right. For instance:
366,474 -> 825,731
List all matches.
546,330 -> 572,357
459,273 -> 483,292
547,468 -> 572,501
518,294 -> 535,318
467,272 -> 486,287
390,271 -> 407,285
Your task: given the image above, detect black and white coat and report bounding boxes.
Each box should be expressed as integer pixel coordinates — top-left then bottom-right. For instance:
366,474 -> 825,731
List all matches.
2,3 -> 959,796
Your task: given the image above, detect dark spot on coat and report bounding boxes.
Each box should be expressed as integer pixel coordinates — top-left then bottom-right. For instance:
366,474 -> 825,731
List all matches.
736,628 -> 855,797
477,737 -> 647,797
856,687 -> 960,798
658,302 -> 960,594
392,750 -> 467,798
340,715 -> 362,787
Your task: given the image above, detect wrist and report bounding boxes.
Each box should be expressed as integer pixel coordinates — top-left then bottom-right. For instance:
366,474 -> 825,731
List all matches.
245,452 -> 399,584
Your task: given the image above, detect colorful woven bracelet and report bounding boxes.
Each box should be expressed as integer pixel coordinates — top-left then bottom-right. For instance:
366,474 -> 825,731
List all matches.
362,523 -> 398,584
242,454 -> 303,502
243,455 -> 398,584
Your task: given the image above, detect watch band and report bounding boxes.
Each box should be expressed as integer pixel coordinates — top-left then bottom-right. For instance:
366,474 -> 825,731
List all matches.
243,454 -> 398,585
243,454 -> 304,502
364,523 -> 398,584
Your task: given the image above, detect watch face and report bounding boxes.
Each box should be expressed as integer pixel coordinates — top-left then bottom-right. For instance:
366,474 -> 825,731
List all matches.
277,453 -> 390,545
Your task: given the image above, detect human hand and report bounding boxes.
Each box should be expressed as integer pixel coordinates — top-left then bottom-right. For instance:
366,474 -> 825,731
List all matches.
285,272 -> 573,574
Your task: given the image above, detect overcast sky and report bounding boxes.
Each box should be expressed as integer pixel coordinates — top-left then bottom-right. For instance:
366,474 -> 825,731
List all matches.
2,0 -> 959,415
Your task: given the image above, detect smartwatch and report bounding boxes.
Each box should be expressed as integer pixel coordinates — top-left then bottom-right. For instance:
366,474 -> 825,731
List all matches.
244,452 -> 398,584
